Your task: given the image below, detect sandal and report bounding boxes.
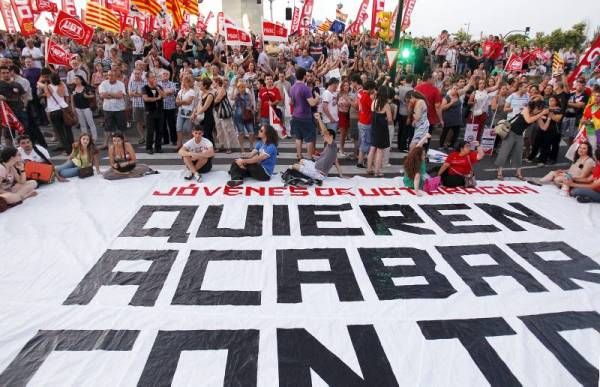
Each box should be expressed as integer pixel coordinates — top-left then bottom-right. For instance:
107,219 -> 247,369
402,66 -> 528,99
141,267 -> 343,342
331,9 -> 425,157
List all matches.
375,172 -> 384,177
515,174 -> 526,181
496,173 -> 504,181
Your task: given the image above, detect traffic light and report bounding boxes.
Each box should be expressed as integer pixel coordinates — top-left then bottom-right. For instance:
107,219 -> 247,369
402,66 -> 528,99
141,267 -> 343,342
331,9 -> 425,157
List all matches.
397,37 -> 414,63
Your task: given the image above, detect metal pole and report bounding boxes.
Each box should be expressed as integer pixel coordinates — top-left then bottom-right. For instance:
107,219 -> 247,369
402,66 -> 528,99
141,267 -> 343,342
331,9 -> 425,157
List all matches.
269,0 -> 274,21
390,0 -> 404,82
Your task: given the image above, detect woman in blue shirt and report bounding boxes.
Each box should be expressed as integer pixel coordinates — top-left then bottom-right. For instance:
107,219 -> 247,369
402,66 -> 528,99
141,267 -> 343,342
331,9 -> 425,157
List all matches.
227,124 -> 279,187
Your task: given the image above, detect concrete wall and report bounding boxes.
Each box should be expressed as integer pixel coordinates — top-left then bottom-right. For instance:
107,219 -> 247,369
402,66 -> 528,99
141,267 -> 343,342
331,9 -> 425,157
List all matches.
222,0 -> 264,34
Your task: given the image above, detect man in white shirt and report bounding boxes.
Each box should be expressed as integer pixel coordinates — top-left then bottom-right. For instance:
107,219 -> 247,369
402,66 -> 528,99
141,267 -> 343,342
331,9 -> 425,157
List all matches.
257,46 -> 274,76
21,40 -> 43,68
17,135 -> 67,182
321,77 -> 339,131
98,69 -> 127,138
131,30 -> 144,60
178,126 -> 215,181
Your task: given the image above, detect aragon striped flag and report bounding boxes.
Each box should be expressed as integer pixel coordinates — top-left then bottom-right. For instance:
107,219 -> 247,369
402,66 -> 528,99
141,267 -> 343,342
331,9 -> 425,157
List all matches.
85,1 -> 120,33
131,0 -> 162,16
552,52 -> 565,75
165,0 -> 184,29
317,19 -> 332,33
180,0 -> 198,16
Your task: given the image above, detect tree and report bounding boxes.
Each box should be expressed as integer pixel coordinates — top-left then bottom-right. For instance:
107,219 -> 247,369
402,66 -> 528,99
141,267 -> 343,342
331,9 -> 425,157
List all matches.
505,34 -> 529,47
531,23 -> 587,51
452,28 -> 471,43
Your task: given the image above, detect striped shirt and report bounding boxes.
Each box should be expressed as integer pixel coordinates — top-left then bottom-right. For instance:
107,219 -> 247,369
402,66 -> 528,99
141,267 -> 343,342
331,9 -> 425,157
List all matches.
158,80 -> 177,110
128,78 -> 147,108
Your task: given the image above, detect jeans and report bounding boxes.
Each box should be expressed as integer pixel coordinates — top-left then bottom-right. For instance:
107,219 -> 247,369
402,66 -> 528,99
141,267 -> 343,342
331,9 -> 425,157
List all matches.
176,110 -> 192,132
358,123 -> 372,154
571,188 -> 600,203
233,116 -> 254,135
56,159 -> 80,178
325,122 -> 339,132
76,108 -> 98,140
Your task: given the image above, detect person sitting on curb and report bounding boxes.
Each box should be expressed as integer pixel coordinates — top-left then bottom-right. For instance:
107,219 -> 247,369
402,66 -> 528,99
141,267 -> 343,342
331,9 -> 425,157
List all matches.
56,133 -> 101,179
227,124 -> 279,187
178,125 -> 215,182
103,133 -> 157,180
291,113 -> 345,182
17,135 -> 67,182
0,147 -> 37,212
564,148 -> 600,203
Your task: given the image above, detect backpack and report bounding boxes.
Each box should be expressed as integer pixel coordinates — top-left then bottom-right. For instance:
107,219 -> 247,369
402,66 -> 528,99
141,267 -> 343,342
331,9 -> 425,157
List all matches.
217,97 -> 233,119
281,168 -> 322,187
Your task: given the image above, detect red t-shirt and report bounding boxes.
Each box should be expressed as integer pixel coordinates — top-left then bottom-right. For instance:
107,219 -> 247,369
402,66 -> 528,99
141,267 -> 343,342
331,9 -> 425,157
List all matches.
258,87 -> 282,118
357,89 -> 372,125
446,151 -> 478,176
162,40 -> 176,64
492,42 -> 504,60
482,41 -> 494,58
415,82 -> 442,126
592,164 -> 600,192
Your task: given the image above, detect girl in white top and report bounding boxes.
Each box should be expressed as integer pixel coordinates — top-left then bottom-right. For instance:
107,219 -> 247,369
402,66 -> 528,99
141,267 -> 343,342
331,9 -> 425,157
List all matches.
175,74 -> 197,149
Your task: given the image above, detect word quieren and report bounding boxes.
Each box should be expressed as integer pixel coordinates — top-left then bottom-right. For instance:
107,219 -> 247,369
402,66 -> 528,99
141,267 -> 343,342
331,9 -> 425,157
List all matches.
1,312 -> 598,386
152,183 -> 539,198
117,202 -> 563,243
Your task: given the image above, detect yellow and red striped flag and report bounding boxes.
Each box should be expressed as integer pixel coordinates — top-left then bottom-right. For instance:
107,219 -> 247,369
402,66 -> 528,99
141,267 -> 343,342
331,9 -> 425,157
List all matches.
131,0 -> 162,16
85,1 -> 120,33
317,19 -> 332,33
180,0 -> 197,16
165,0 -> 184,29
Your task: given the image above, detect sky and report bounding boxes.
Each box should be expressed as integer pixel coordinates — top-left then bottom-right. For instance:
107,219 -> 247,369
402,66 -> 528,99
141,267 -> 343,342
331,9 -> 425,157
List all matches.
1,0 -> 598,39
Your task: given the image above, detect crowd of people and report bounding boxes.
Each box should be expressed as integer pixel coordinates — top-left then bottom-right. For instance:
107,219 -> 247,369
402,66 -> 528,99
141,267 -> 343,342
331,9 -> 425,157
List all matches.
1,25 -> 600,212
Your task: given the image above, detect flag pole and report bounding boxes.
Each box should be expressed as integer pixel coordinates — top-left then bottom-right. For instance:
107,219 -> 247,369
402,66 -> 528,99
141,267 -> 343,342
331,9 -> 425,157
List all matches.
390,0 -> 404,82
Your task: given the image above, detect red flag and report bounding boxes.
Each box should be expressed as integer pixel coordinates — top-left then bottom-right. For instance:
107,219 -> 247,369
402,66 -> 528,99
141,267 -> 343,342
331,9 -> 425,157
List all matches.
1,101 -> 26,135
269,105 -> 287,138
298,0 -> 313,33
567,36 -> 600,87
60,0 -> 75,16
290,6 -> 300,34
0,0 -> 17,33
10,0 -> 36,36
347,0 -> 369,35
53,11 -> 94,45
401,0 -> 416,31
33,0 -> 58,13
504,53 -> 524,72
45,38 -> 74,66
370,0 -> 384,37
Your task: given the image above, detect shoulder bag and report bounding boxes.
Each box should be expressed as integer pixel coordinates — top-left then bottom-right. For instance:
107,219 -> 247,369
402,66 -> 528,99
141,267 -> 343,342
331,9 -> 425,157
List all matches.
24,145 -> 55,183
50,90 -> 78,127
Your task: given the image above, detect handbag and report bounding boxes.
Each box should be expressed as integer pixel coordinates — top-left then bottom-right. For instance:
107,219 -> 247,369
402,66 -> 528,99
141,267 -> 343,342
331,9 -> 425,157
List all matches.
25,161 -> 54,183
50,92 -> 78,126
464,156 -> 477,188
78,166 -> 94,178
494,114 -> 518,139
423,176 -> 442,193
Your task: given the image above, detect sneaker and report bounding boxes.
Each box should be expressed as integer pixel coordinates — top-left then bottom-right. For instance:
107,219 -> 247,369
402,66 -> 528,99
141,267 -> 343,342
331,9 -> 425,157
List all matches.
337,151 -> 347,158
576,196 -> 592,203
195,173 -> 202,182
383,163 -> 393,168
184,170 -> 193,180
226,179 -> 243,187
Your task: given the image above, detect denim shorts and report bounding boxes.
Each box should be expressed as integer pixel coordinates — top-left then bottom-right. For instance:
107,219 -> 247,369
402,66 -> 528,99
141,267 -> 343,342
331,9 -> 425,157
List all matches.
291,117 -> 316,143
358,123 -> 371,153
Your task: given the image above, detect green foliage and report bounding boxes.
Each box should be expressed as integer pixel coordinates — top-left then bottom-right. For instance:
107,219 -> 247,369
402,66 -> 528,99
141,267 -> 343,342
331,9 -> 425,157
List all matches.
505,34 -> 529,47
452,28 -> 471,43
531,23 -> 587,51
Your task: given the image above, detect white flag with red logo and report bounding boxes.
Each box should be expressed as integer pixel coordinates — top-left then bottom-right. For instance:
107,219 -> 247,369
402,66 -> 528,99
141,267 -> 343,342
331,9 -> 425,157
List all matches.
269,106 -> 287,139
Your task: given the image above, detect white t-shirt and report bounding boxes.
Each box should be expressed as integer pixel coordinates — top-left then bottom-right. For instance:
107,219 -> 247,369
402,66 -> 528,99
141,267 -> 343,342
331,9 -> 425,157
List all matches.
177,88 -> 197,111
505,92 -> 530,120
98,80 -> 126,111
21,46 -> 43,68
18,145 -> 51,163
321,89 -> 338,123
183,137 -> 213,153
46,84 -> 69,112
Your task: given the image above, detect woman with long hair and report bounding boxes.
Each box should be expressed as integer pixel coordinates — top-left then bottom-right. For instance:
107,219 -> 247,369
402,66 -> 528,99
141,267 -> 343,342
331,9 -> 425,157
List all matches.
213,77 -> 236,154
367,86 -> 393,176
56,133 -> 100,179
495,99 -> 549,180
403,134 -> 432,195
103,133 -> 156,180
71,75 -> 98,140
227,124 -> 279,187
175,73 -> 197,150
191,78 -> 215,144
0,147 -> 37,211
232,80 -> 256,153
406,90 -> 429,150
337,81 -> 352,157
44,72 -> 74,155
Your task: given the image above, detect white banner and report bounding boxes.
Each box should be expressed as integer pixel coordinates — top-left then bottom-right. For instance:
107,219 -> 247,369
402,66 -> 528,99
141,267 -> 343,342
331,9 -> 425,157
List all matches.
481,126 -> 497,155
0,173 -> 599,386
464,122 -> 478,143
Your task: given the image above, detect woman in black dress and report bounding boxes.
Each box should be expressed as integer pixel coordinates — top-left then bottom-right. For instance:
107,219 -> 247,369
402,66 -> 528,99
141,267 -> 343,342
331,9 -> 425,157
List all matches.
192,78 -> 215,144
367,86 -> 393,176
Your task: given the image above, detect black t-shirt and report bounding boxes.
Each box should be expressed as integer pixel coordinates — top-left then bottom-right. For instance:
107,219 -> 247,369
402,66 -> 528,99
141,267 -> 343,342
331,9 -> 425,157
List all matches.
555,91 -> 570,114
170,52 -> 186,68
565,92 -> 589,119
0,81 -> 25,112
72,87 -> 91,109
142,84 -> 163,113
